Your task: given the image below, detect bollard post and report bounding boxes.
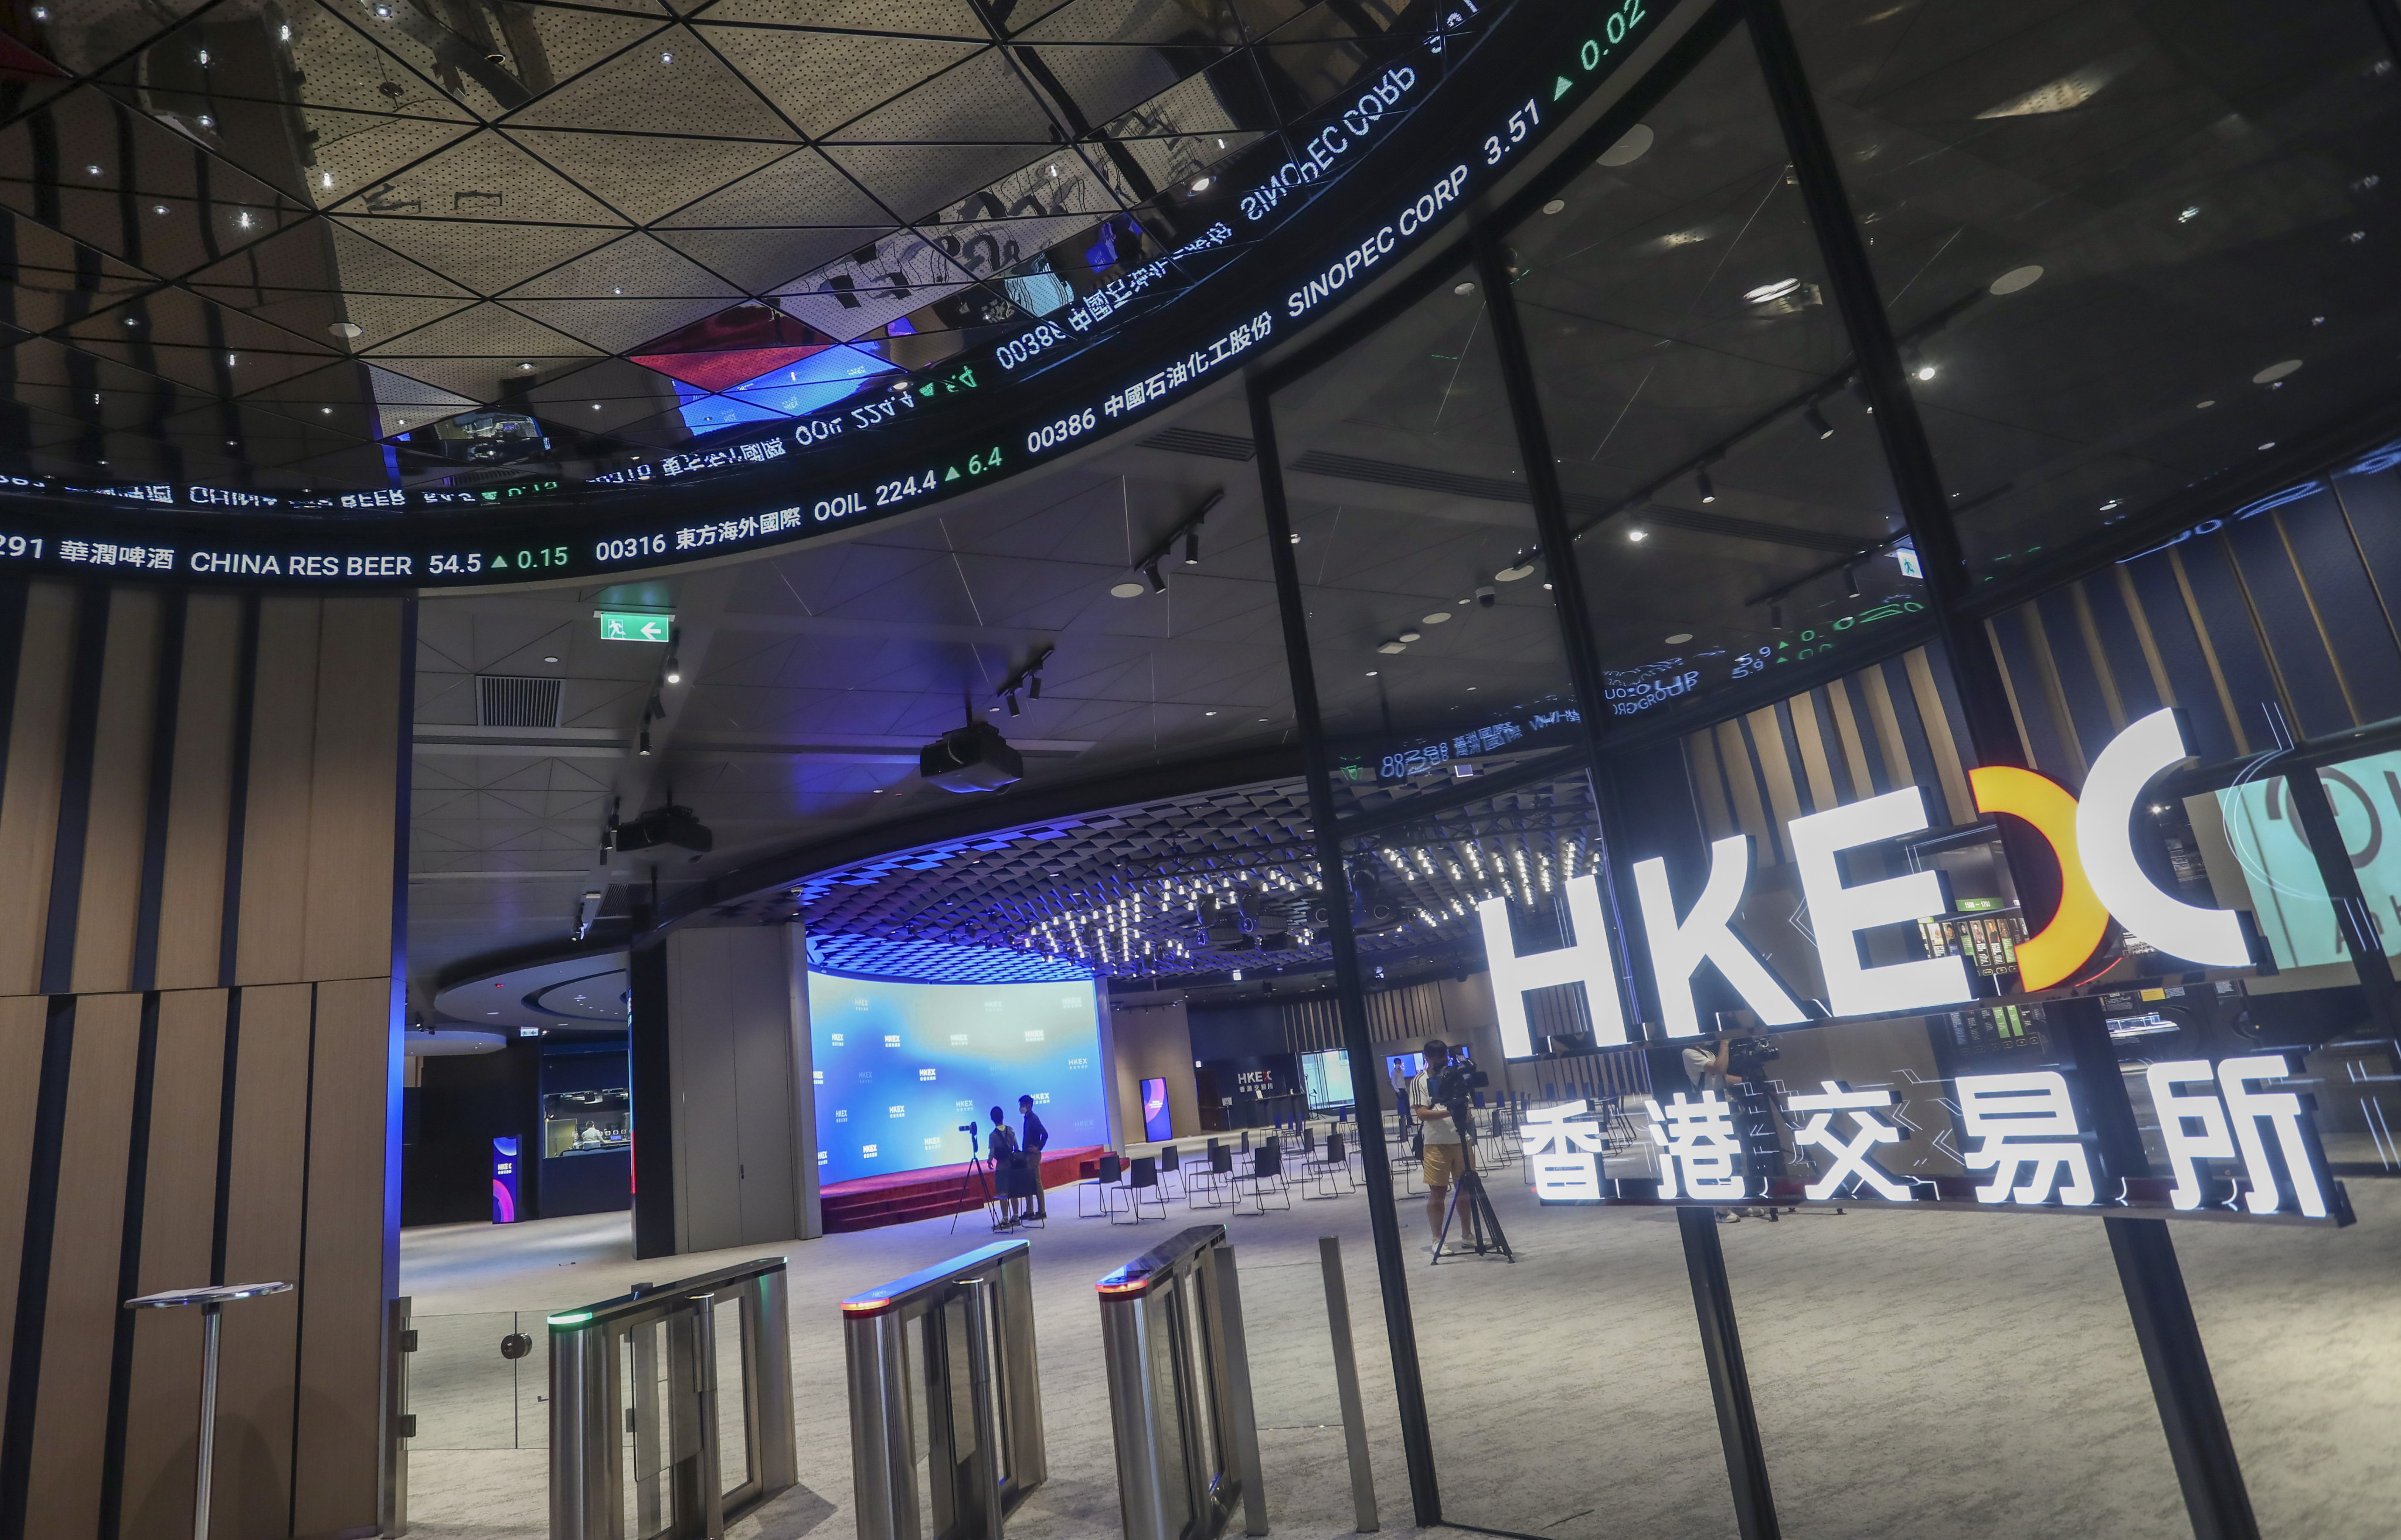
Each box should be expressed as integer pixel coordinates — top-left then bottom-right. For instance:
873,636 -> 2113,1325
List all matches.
1317,1238 -> 1379,1533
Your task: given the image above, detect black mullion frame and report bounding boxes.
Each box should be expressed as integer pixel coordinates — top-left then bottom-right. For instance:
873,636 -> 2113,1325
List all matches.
1245,374 -> 1440,1527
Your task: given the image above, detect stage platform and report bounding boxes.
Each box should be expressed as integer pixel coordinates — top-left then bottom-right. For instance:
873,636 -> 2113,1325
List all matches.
819,1144 -> 1107,1233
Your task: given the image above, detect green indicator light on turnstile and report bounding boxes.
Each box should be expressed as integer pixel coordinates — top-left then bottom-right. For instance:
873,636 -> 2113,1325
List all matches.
548,1310 -> 594,1326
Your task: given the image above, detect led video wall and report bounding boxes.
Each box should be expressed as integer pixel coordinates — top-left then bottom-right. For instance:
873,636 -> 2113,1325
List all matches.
809,972 -> 1106,1188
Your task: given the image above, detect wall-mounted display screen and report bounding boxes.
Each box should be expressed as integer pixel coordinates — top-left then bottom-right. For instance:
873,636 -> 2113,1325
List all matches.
808,972 -> 1105,1188
1302,1050 -> 1356,1110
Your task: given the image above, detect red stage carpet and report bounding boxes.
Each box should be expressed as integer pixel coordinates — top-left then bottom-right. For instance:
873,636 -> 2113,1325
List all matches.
819,1145 -> 1107,1233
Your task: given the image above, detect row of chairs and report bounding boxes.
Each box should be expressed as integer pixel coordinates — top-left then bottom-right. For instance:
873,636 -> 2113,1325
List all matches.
1079,1126 -> 1364,1223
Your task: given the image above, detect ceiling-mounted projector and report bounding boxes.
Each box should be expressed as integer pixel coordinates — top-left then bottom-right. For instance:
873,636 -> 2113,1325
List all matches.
919,721 -> 1023,793
612,803 -> 713,853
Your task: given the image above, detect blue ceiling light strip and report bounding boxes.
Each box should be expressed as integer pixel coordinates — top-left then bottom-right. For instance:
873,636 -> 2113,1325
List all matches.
804,932 -> 1096,986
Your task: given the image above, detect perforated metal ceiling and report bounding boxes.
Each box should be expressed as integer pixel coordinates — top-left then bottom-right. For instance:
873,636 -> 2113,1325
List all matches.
0,0 -> 1400,488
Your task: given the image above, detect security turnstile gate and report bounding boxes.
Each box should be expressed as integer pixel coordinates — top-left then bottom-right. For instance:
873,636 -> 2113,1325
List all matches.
1097,1225 -> 1268,1540
549,1257 -> 798,1539
844,1239 -> 1048,1540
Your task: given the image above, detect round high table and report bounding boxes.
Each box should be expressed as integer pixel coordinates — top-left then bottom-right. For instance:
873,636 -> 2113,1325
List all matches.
124,1281 -> 295,1540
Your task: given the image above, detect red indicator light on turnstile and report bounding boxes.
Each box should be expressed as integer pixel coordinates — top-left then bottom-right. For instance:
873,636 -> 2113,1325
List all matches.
841,1296 -> 895,1316
1094,1267 -> 1151,1297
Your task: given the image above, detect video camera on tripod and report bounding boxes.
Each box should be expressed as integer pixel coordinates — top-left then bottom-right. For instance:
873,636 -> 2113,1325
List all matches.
1426,1057 -> 1490,1139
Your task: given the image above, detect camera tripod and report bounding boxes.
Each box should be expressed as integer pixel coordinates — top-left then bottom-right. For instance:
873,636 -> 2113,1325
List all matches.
1430,1139 -> 1515,1264
948,1124 -> 1005,1235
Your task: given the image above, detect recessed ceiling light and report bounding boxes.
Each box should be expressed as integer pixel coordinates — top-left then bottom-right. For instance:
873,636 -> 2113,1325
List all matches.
2178,205 -> 2201,223
1988,264 -> 2044,295
2252,359 -> 2303,384
2195,400 -> 2215,410
1743,278 -> 1801,305
518,362 -> 535,372
1377,642 -> 1407,655
544,656 -> 559,663
1597,123 -> 1652,166
1542,199 -> 1566,215
85,164 -> 100,176
2259,442 -> 2277,451
1665,633 -> 1692,644
153,205 -> 166,214
1110,581 -> 1146,598
1421,611 -> 1451,624
1204,710 -> 1218,716
1453,281 -> 1476,295
1914,364 -> 1937,381
1190,176 -> 1212,192
1365,670 -> 1379,676
1627,529 -> 1648,543
1397,631 -> 1422,643
329,321 -> 363,338
1495,563 -> 1536,581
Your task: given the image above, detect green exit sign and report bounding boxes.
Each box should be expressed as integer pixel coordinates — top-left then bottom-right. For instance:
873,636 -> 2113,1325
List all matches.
596,610 -> 672,643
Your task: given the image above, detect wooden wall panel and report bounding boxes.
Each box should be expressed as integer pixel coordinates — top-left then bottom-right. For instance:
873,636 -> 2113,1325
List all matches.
0,998 -> 49,1413
23,994 -> 141,1540
236,601 -> 322,987
70,591 -> 163,996
154,597 -> 242,992
291,976 -> 389,1538
120,989 -> 228,1540
0,585 -> 78,996
301,600 -> 401,984
210,983 -> 312,1540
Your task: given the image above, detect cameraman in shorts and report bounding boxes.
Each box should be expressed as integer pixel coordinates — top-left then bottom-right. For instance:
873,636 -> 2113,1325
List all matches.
1408,1038 -> 1470,1255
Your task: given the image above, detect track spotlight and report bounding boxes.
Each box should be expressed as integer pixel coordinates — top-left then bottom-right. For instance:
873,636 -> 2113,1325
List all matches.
664,652 -> 681,685
1005,690 -> 1021,717
1845,565 -> 1861,598
1697,468 -> 1716,504
1805,404 -> 1833,439
1770,604 -> 1786,631
638,728 -> 652,756
1145,562 -> 1165,594
1183,527 -> 1200,565
1029,673 -> 1042,699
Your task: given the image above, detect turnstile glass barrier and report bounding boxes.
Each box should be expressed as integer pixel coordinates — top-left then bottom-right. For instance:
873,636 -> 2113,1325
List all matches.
843,1239 -> 1048,1540
549,1257 -> 798,1540
1096,1225 -> 1267,1540
404,1309 -> 550,1450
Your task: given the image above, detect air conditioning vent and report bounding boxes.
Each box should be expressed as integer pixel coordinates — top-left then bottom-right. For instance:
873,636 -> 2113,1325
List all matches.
1142,427 -> 1256,461
476,676 -> 563,728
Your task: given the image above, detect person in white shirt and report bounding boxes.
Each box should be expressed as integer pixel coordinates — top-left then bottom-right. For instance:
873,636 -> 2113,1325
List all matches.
1684,1035 -> 1730,1093
1408,1038 -> 1468,1253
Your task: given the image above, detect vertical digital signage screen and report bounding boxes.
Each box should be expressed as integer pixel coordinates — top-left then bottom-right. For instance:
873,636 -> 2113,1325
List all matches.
1302,1050 -> 1355,1110
1140,1078 -> 1172,1142
808,973 -> 1105,1188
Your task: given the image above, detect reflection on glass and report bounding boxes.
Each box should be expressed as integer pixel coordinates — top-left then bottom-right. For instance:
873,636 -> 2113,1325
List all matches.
1790,0 -> 2401,580
1268,261 -> 1580,768
1505,26 -> 1922,721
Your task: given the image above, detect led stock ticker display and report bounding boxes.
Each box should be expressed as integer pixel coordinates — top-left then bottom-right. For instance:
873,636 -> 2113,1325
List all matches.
0,0 -> 1665,590
1481,709 -> 2352,1227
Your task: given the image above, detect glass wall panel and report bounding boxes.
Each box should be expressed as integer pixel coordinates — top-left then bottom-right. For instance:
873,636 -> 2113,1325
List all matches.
1504,25 -> 1926,726
1267,259 -> 1584,778
1788,0 -> 2401,582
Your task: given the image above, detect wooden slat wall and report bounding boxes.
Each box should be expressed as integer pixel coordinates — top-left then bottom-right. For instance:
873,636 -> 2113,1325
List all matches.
1682,646 -> 1975,861
0,584 -> 406,1540
121,990 -> 226,1540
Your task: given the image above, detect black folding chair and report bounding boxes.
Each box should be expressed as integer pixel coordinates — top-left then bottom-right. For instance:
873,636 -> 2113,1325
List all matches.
1077,1153 -> 1123,1218
1235,1139 -> 1291,1214
1305,1130 -> 1355,1198
1155,1144 -> 1184,1200
1110,1156 -> 1168,1224
1188,1143 -> 1233,1209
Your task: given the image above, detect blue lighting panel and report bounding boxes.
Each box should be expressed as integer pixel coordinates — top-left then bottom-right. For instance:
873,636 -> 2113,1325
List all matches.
810,972 -> 1106,1188
806,932 -> 1093,984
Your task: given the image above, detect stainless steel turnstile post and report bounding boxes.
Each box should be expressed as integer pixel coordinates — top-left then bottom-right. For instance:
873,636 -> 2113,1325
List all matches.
547,1256 -> 798,1540
124,1281 -> 295,1540
843,1239 -> 1048,1540
1097,1225 -> 1268,1540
